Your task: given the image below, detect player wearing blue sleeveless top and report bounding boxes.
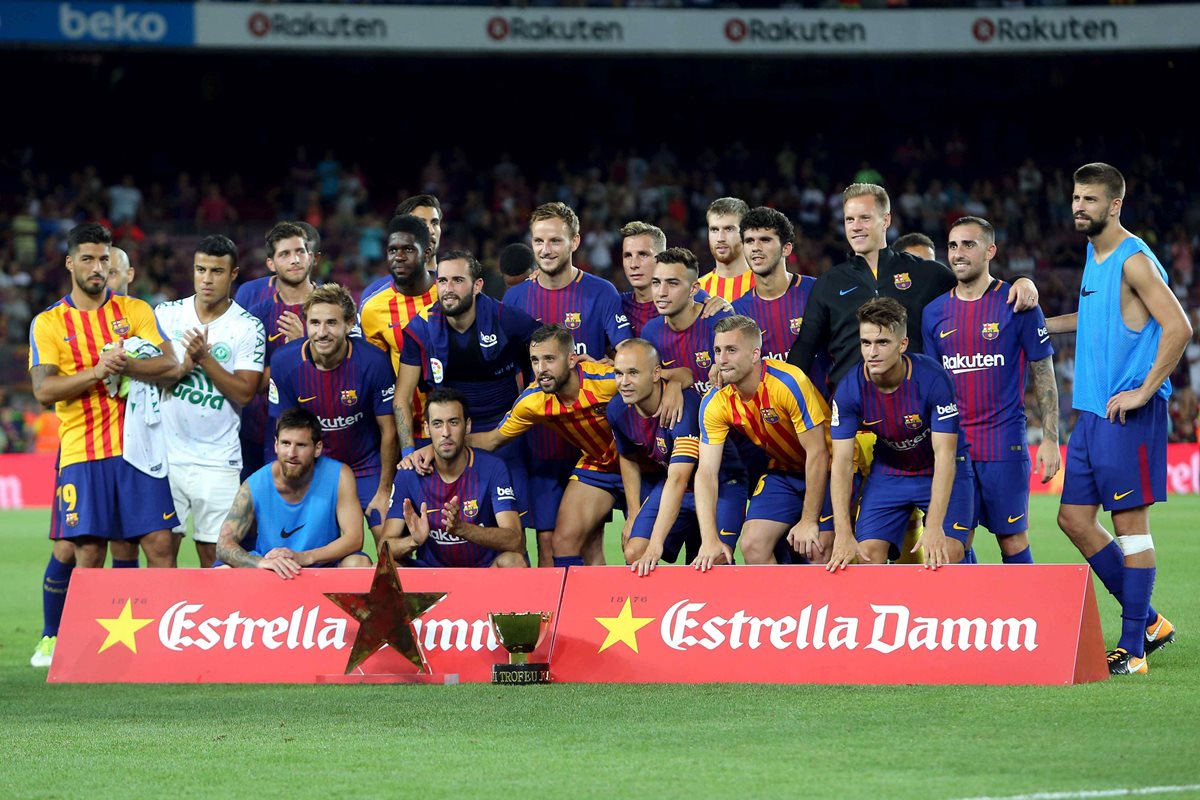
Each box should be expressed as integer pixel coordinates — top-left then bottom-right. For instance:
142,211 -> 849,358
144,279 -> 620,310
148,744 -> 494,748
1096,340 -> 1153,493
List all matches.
215,407 -> 371,578
1047,164 -> 1190,675
829,299 -> 973,571
384,388 -> 526,569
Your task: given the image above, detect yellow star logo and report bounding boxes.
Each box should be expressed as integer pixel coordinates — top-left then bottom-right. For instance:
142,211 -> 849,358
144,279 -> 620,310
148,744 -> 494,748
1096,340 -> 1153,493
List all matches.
595,598 -> 655,654
96,599 -> 155,654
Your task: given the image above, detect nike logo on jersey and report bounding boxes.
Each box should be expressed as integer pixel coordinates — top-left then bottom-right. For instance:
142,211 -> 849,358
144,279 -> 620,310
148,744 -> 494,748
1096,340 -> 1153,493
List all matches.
952,523 -> 971,531
1081,288 -> 1097,297
862,420 -> 882,426
62,335 -> 78,342
939,329 -> 957,339
268,333 -> 285,342
299,396 -> 316,403
662,360 -> 676,367
839,287 -> 857,296
1007,514 -> 1025,524
1113,490 -> 1134,501
280,524 -> 305,539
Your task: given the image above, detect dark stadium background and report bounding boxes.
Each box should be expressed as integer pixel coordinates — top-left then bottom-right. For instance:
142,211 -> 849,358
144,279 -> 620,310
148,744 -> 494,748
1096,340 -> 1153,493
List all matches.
1,46 -> 1198,449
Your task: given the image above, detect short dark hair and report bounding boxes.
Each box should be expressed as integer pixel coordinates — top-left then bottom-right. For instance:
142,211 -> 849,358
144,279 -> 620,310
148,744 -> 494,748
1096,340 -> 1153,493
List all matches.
296,221 -> 321,254
265,222 -> 308,260
387,214 -> 431,253
498,243 -> 536,277
275,407 -> 322,444
530,323 -> 575,354
740,207 -> 794,246
1073,162 -> 1126,201
856,297 -> 907,339
654,247 -> 700,278
948,217 -> 995,245
394,194 -> 442,217
195,234 -> 239,269
437,249 -> 483,282
67,223 -> 112,255
425,386 -> 469,420
893,232 -> 936,255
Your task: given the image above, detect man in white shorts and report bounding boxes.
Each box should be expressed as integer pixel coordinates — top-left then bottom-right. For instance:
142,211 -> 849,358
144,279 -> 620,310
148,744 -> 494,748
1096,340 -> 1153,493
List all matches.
157,235 -> 265,567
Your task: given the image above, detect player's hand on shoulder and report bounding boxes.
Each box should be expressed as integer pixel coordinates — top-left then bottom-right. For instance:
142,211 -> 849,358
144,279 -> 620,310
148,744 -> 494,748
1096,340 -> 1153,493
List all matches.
1006,278 -> 1039,312
399,444 -> 435,475
699,295 -> 733,319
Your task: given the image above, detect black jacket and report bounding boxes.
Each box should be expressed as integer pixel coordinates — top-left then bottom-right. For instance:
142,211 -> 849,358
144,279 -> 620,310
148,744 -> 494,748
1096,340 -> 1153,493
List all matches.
787,248 -> 954,391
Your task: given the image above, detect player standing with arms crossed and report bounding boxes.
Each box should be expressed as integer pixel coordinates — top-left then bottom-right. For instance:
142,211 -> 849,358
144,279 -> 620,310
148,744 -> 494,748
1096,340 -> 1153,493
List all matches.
1048,163 -> 1189,675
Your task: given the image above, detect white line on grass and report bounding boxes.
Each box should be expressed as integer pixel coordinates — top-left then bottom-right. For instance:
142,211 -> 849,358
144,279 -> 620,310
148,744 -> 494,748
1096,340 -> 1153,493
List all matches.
953,785 -> 1200,800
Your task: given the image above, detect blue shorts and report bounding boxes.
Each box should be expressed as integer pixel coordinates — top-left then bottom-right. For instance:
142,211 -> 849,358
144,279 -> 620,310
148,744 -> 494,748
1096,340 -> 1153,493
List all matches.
525,456 -> 577,531
569,467 -> 626,508
1062,396 -> 1167,512
746,470 -> 836,531
855,458 -> 976,559
972,459 -> 1031,535
629,480 -> 747,562
55,457 -> 176,541
355,473 -> 384,527
239,427 -> 265,484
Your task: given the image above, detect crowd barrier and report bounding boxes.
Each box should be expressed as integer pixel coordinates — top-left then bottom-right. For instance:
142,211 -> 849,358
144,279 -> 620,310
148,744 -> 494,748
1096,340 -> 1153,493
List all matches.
50,564 -> 1107,685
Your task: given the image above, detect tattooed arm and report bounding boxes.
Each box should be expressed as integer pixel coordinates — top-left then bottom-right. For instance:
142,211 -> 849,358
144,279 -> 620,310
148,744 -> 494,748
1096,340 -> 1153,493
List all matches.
1029,356 -> 1061,483
30,357 -> 120,406
394,361 -> 421,455
214,483 -> 273,570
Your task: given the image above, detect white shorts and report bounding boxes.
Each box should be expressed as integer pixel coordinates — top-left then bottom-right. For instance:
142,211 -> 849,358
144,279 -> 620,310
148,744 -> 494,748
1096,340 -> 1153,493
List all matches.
168,463 -> 241,543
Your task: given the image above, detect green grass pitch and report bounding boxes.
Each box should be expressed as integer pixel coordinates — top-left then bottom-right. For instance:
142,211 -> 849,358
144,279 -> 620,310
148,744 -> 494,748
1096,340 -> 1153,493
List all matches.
1,497 -> 1198,800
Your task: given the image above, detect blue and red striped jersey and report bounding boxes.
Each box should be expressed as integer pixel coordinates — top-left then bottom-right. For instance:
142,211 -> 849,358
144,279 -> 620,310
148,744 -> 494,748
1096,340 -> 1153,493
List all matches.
831,353 -> 966,476
641,304 -> 732,398
243,291 -> 309,448
234,275 -> 276,312
387,448 -> 519,567
268,339 -> 395,478
922,280 -> 1053,462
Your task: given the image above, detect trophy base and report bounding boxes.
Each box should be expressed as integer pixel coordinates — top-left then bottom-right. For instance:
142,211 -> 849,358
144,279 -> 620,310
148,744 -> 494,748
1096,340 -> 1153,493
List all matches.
316,673 -> 461,685
492,663 -> 552,685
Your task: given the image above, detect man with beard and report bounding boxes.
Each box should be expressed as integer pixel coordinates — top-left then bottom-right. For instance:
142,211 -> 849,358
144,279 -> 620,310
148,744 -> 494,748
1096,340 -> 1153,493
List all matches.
384,388 -> 526,568
360,215 -> 437,456
28,233 -> 177,667
242,222 -> 319,480
922,216 -> 1059,565
1047,163 -> 1189,675
215,407 -> 371,577
269,284 -> 396,547
361,195 -> 444,306
398,250 -> 539,521
235,221 -> 322,311
698,197 -> 755,302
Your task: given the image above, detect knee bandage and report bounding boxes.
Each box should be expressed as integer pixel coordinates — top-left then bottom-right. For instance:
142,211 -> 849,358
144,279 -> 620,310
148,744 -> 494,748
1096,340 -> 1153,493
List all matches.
1117,534 -> 1154,555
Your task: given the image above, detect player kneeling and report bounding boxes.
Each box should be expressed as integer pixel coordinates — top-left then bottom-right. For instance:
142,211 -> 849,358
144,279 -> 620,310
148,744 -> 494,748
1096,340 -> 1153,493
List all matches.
383,388 -> 527,568
215,408 -> 372,577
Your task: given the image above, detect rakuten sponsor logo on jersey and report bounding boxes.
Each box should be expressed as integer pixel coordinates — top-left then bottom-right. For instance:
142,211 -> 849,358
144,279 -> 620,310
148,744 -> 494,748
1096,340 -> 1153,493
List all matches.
319,411 -> 364,431
942,352 -> 1005,373
882,429 -> 929,452
158,602 -> 348,652
724,16 -> 865,44
486,15 -> 623,43
661,600 -> 1037,654
247,11 -> 386,39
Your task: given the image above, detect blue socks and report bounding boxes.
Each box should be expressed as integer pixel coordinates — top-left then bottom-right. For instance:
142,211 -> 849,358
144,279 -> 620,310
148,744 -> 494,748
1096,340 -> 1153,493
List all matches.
1001,546 -> 1034,564
1118,566 -> 1156,657
112,558 -> 139,569
41,555 -> 74,637
1085,541 -> 1158,620
553,555 -> 585,568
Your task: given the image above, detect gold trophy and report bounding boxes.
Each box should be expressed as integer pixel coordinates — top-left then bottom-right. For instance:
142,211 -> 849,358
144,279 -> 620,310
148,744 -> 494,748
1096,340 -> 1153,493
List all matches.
489,611 -> 552,684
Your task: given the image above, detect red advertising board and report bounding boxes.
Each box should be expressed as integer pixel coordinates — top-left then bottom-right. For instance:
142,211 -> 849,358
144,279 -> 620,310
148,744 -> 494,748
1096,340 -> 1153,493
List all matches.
0,452 -> 56,509
550,565 -> 1107,685
49,568 -> 566,683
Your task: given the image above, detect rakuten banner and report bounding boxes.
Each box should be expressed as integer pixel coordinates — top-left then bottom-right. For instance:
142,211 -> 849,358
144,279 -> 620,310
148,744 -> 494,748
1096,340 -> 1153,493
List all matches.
551,565 -> 1107,685
193,3 -> 1200,54
49,568 -> 565,683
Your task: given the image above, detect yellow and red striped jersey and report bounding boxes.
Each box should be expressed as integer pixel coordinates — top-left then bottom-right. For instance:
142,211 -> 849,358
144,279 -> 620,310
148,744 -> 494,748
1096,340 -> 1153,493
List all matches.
499,360 -> 618,472
359,283 -> 437,372
697,268 -> 755,303
28,292 -> 167,467
699,358 -> 828,473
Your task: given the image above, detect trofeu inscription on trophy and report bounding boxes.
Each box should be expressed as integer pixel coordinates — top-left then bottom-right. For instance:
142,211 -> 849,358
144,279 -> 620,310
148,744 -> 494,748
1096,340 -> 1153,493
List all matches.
489,611 -> 552,685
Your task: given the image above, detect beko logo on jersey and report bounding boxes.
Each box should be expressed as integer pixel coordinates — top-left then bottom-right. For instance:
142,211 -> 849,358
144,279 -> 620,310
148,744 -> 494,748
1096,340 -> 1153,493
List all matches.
661,601 -> 1037,653
479,333 -> 498,348
60,3 -> 169,42
937,403 -> 959,420
497,486 -> 516,499
724,16 -> 866,44
971,15 -> 1116,44
941,353 -> 1006,373
247,11 -> 386,39
159,602 -> 347,652
486,15 -> 623,43
319,412 -> 364,431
